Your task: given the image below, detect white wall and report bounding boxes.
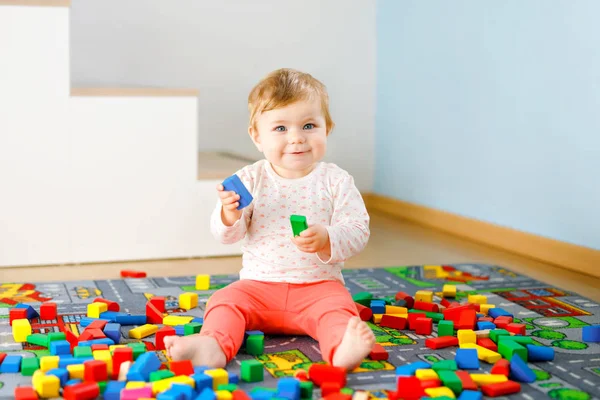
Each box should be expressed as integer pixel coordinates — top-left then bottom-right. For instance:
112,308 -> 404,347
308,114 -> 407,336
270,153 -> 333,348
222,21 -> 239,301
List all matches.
69,0 -> 376,190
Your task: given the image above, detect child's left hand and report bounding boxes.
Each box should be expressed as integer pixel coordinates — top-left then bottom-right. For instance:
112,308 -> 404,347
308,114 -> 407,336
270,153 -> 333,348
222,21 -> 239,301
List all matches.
291,224 -> 330,254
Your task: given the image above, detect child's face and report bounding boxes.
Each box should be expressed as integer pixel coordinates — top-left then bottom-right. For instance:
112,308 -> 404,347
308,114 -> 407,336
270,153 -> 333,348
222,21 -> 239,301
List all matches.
250,97 -> 327,179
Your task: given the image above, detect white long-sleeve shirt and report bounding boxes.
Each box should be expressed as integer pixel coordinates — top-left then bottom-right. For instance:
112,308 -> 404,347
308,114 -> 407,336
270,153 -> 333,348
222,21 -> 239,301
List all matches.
210,160 -> 370,284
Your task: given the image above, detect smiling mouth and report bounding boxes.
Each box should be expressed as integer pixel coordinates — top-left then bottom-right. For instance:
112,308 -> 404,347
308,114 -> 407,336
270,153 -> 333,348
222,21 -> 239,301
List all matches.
289,150 -> 309,155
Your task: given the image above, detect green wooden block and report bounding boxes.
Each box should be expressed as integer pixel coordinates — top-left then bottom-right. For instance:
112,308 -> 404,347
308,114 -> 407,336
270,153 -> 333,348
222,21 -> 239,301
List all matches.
498,340 -> 528,361
340,388 -> 354,395
184,322 -> 202,335
150,369 -> 175,382
425,312 -> 444,322
432,359 -> 457,371
300,381 -> 314,399
437,370 -> 462,394
27,333 -> 48,347
47,332 -> 66,343
438,320 -> 454,337
241,359 -> 264,382
127,342 -> 147,360
497,335 -> 534,345
290,215 -> 308,236
246,335 -> 264,355
218,384 -> 238,392
490,329 -> 510,343
352,292 -> 373,307
74,346 -> 93,358
21,357 -> 40,376
98,381 -> 107,394
251,387 -> 277,394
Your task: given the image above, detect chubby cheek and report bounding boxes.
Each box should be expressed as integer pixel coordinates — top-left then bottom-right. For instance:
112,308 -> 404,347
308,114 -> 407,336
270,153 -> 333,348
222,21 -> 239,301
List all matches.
310,138 -> 327,158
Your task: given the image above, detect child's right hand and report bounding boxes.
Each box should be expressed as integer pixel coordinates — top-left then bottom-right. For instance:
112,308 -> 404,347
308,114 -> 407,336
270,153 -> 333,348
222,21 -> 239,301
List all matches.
217,184 -> 243,226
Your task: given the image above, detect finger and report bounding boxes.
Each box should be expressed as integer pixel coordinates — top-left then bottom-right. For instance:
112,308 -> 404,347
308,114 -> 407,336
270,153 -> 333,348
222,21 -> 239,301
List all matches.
216,184 -> 224,191
293,236 -> 313,245
219,192 -> 239,201
299,228 -> 316,238
224,202 -> 240,211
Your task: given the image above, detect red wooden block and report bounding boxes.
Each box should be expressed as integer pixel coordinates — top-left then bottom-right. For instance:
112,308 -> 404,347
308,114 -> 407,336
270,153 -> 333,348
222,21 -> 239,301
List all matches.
120,270 -> 147,278
83,360 -> 108,382
506,323 -> 526,335
14,386 -> 38,400
146,302 -> 164,325
232,390 -> 252,400
369,343 -> 389,361
440,298 -> 452,307
494,315 -> 513,324
170,360 -> 194,376
65,329 -> 78,352
470,303 -> 481,312
355,302 -> 373,322
323,394 -> 351,400
490,359 -> 510,377
93,298 -> 120,312
419,378 -> 441,389
442,305 -> 471,323
0,298 -> 18,306
155,326 -> 176,351
0,353 -> 7,365
407,313 -> 426,330
112,347 -> 133,380
481,380 -> 521,397
293,369 -> 309,382
84,328 -> 106,340
86,320 -> 108,330
9,308 -> 28,326
425,336 -> 458,350
308,364 -> 347,388
477,337 -> 498,352
78,330 -> 94,342
63,382 -> 100,400
149,296 -> 166,313
455,371 -> 478,391
40,302 -> 57,320
394,291 -> 414,309
413,301 -> 440,313
455,309 -> 477,330
321,381 -> 341,396
477,317 -> 494,323
380,315 -> 407,330
414,317 -> 433,335
91,344 -> 109,352
396,376 -> 425,399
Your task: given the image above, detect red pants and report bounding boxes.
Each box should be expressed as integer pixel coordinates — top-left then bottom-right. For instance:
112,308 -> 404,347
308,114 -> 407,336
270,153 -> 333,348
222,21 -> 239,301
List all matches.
199,279 -> 359,363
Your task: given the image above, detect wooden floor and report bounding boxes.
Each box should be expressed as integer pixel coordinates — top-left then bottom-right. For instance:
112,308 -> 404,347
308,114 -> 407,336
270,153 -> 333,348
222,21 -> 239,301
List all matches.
2,211 -> 599,301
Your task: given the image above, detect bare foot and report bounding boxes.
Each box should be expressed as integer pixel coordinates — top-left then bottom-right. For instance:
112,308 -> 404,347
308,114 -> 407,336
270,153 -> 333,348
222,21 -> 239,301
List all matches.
332,317 -> 375,370
163,334 -> 227,368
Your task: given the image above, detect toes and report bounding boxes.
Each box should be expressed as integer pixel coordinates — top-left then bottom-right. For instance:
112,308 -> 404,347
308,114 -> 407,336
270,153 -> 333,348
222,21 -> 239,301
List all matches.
347,316 -> 360,330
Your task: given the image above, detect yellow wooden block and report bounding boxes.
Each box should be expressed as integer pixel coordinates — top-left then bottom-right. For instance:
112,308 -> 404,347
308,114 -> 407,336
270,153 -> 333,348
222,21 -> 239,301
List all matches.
460,343 -> 502,363
216,390 -> 234,400
162,315 -> 194,326
470,373 -> 508,385
467,294 -> 488,305
196,274 -> 210,290
415,369 -> 439,380
425,386 -> 455,398
204,368 -> 229,390
457,329 -> 476,345
67,364 -> 85,380
415,290 -> 433,303
40,355 -> 59,372
109,344 -> 128,352
127,381 -> 149,389
129,324 -> 159,339
423,265 -> 442,271
372,314 -> 383,323
442,284 -> 456,298
152,375 -> 195,395
179,292 -> 198,310
12,318 -> 32,342
33,371 -> 60,398
385,306 -> 408,314
93,349 -> 113,374
87,302 -> 108,318
480,304 -> 496,315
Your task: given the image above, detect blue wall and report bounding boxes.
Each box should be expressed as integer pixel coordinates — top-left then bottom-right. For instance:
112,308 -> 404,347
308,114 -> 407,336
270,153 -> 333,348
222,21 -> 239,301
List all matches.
375,1 -> 600,250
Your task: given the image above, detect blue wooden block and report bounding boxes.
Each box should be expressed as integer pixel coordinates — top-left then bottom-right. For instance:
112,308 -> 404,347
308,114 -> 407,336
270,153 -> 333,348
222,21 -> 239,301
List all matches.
65,379 -> 83,386
172,383 -> 194,400
476,321 -> 496,331
127,351 -> 161,382
396,361 -> 430,376
15,303 -> 39,320
455,348 -> 480,370
458,390 -> 483,400
78,338 -> 115,346
79,317 -> 110,327
100,311 -> 126,322
277,377 -> 300,400
582,325 -> 600,342
104,381 -> 127,400
157,388 -> 186,400
0,354 -> 22,373
222,174 -> 253,210
509,354 -> 536,383
47,368 -> 70,386
104,323 -> 122,344
115,314 -> 147,325
526,345 -> 554,362
197,388 -> 217,400
192,373 -> 213,393
175,325 -> 185,336
50,340 -> 71,355
192,317 -> 204,325
370,300 -> 386,314
59,356 -> 88,368
250,390 -> 273,400
488,308 -> 513,318
228,372 -> 239,384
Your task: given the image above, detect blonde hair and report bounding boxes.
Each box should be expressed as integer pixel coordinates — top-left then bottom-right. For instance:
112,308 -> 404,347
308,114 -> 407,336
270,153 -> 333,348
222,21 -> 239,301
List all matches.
248,68 -> 335,134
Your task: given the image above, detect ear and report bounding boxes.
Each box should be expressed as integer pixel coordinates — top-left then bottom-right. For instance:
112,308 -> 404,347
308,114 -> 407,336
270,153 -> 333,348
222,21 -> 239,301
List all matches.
248,126 -> 262,152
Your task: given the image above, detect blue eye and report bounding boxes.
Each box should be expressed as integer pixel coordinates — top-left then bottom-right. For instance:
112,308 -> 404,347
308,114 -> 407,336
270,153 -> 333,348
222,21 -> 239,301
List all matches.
303,123 -> 315,130
275,126 -> 286,132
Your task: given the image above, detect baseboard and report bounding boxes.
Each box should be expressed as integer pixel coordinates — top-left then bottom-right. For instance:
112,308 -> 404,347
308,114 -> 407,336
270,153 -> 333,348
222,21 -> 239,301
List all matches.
362,193 -> 600,278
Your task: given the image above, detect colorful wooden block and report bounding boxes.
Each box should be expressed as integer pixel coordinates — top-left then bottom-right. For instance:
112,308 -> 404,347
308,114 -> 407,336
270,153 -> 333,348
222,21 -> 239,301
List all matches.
179,292 -> 198,310
12,319 -> 32,343
128,324 -> 158,339
87,303 -> 108,319
415,290 -> 433,303
442,284 -> 456,298
40,302 -> 57,320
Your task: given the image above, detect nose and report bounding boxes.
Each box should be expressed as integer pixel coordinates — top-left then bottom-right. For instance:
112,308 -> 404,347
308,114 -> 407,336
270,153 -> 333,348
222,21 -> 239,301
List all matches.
288,128 -> 306,144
